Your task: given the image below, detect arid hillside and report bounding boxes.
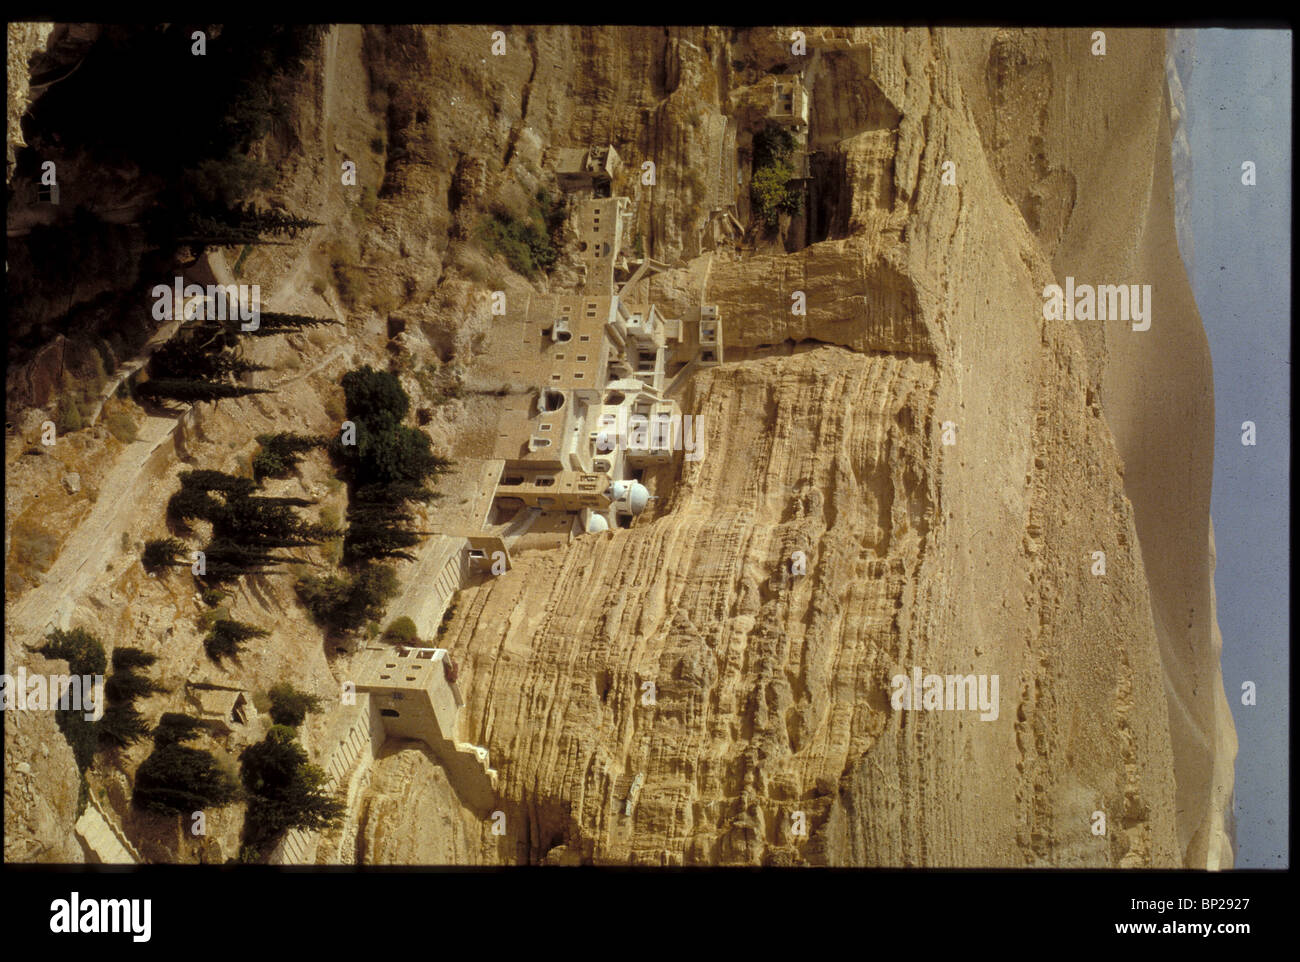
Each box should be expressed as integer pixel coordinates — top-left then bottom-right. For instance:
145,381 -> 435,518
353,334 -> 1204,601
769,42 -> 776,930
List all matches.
5,25 -> 1233,867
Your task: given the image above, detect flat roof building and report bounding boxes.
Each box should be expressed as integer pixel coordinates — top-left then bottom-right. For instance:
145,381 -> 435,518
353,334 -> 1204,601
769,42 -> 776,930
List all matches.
555,144 -> 622,196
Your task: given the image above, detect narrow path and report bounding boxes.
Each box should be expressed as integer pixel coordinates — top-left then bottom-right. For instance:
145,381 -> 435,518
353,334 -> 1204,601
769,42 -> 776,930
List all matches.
5,409 -> 181,658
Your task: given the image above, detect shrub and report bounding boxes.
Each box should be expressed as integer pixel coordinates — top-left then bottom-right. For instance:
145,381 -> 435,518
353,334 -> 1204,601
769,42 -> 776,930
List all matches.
328,240 -> 367,308
105,408 -> 137,443
267,683 -> 322,727
382,616 -> 418,646
475,192 -> 561,279
324,391 -> 346,423
10,518 -> 59,583
436,600 -> 458,639
55,392 -> 83,433
201,587 -> 227,607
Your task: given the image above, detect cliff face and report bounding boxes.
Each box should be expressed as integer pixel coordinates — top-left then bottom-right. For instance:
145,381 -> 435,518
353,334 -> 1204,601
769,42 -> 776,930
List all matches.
4,26 -> 1232,867
6,23 -> 55,181
435,27 -> 1219,867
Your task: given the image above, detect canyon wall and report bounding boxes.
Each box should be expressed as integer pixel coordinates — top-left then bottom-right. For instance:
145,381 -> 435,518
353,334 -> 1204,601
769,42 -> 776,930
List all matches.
5,26 -> 1233,867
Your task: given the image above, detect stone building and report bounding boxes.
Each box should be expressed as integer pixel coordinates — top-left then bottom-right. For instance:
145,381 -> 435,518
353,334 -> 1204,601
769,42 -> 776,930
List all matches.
554,144 -> 622,196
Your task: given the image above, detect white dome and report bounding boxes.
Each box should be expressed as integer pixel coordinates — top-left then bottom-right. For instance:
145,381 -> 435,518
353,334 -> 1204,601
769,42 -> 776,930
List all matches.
605,481 -> 630,502
586,513 -> 610,533
627,482 -> 650,515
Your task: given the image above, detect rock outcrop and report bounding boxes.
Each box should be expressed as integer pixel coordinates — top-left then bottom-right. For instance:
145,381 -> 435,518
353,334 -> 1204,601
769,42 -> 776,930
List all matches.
4,26 -> 1233,868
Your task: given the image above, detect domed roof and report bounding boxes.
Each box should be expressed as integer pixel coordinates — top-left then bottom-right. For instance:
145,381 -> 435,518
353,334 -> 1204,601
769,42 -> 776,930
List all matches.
627,482 -> 650,515
586,512 -> 610,533
605,481 -> 630,502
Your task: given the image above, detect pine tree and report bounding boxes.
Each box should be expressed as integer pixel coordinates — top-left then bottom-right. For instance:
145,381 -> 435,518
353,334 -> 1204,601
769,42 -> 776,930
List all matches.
179,470 -> 259,496
205,619 -> 270,661
343,522 -> 422,563
135,378 -> 271,403
240,725 -> 344,847
142,537 -> 190,571
252,432 -> 327,481
241,311 -> 340,335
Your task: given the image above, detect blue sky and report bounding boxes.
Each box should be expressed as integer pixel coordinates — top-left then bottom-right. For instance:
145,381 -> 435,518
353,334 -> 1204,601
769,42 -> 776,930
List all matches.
1181,28 -> 1290,869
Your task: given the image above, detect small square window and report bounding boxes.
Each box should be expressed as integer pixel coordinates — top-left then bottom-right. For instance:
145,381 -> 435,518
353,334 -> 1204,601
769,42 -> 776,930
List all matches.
556,354 -> 566,360
577,355 -> 588,362
574,373 -> 584,379
540,424 -> 552,431
580,335 -> 591,342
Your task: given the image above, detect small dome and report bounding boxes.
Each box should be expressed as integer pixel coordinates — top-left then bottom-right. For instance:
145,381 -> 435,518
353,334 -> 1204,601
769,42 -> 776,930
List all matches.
627,482 -> 650,515
605,481 -> 630,502
586,513 -> 610,534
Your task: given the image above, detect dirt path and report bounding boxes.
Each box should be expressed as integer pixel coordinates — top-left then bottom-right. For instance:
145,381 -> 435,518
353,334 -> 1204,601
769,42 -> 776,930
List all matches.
5,410 -> 180,657
5,26 -> 349,663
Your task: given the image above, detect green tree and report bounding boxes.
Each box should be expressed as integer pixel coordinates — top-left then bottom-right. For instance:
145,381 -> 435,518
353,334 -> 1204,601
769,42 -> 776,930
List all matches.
294,563 -> 398,633
341,365 -> 408,429
135,378 -> 271,403
267,683 -> 323,727
204,619 -> 270,662
134,726 -> 242,816
142,537 -> 189,571
37,628 -> 107,771
252,432 -> 327,481
240,725 -> 344,847
39,627 -> 107,677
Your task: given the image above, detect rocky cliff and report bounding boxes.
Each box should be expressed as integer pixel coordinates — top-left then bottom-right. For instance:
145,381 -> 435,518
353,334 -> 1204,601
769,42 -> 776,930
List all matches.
4,25 -> 1233,867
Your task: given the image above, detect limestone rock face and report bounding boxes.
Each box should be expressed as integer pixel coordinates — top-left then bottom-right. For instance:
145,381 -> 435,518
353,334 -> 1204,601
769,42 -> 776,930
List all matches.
4,653 -> 86,863
4,26 -> 1232,868
420,27 -> 1227,867
6,22 -> 55,181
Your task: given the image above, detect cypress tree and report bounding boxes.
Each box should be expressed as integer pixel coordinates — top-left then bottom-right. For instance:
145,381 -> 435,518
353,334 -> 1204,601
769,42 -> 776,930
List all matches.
135,378 -> 271,403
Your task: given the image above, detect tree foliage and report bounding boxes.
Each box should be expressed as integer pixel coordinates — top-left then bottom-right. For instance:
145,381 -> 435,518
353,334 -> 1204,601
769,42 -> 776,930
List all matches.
204,619 -> 270,662
749,123 -> 803,230
135,378 -> 271,403
240,725 -> 344,847
134,713 -> 241,816
267,683 -> 322,727
295,563 -> 398,633
36,628 -> 108,769
252,432 -> 327,482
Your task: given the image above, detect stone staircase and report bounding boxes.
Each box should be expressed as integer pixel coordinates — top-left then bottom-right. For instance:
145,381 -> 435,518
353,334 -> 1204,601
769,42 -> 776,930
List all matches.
75,794 -> 141,864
